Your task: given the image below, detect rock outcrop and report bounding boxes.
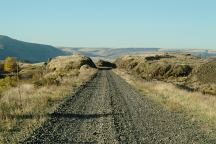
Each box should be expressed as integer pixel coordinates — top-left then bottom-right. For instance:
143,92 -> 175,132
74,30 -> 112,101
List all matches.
46,54 -> 96,72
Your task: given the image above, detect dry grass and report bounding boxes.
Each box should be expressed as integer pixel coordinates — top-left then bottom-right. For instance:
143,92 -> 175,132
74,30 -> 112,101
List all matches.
0,68 -> 97,143
113,69 -> 216,137
114,54 -> 216,95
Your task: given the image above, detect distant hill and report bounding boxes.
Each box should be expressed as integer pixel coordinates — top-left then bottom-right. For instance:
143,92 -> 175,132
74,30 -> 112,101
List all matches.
159,48 -> 216,58
59,47 -> 216,61
1,35 -> 215,62
0,35 -> 66,62
59,47 -> 160,61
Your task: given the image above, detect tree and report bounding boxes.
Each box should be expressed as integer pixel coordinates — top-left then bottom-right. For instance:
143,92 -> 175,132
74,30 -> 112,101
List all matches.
3,57 -> 17,73
0,62 -> 3,73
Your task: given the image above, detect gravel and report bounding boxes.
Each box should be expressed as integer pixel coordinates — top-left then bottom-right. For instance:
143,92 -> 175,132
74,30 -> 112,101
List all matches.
22,70 -> 216,144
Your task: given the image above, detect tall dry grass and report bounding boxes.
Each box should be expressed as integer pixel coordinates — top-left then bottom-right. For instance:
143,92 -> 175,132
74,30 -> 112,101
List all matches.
0,68 -> 97,143
113,69 -> 216,137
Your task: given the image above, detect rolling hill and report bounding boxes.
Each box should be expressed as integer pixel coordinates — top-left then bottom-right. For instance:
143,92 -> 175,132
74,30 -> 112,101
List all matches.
59,47 -> 216,61
59,47 -> 160,61
0,35 -> 66,62
1,35 -> 215,62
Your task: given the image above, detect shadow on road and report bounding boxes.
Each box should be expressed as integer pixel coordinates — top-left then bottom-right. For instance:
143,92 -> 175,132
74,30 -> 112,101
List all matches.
97,67 -> 113,70
5,112 -> 116,121
51,112 -> 116,120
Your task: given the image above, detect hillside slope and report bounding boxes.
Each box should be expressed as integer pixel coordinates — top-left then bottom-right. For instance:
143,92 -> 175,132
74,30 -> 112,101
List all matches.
0,35 -> 66,62
115,54 -> 216,95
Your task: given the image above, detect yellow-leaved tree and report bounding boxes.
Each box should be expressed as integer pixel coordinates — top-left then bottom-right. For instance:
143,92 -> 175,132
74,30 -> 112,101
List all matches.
4,57 -> 17,73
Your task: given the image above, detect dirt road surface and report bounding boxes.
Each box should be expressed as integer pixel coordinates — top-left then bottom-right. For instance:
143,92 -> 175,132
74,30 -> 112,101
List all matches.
23,70 -> 215,143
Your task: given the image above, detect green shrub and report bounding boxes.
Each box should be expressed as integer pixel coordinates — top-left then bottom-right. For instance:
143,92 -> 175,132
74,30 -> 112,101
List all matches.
0,76 -> 17,87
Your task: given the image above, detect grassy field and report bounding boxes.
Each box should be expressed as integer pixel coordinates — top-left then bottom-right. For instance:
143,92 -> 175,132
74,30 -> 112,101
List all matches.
0,56 -> 97,143
113,69 -> 216,139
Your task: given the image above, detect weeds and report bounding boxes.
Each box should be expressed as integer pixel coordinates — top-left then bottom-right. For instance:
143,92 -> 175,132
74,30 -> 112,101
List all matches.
0,66 -> 97,143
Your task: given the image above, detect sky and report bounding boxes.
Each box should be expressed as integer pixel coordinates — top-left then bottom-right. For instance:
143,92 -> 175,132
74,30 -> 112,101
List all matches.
0,0 -> 216,49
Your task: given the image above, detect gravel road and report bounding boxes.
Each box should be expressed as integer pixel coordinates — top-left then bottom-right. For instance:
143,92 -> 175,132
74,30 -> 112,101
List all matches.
23,70 -> 216,144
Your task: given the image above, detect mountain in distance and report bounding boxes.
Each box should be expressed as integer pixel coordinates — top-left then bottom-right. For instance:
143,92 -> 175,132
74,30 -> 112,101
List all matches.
59,47 -> 216,61
0,35 -> 215,63
59,47 -> 160,61
160,48 -> 216,58
0,35 -> 66,62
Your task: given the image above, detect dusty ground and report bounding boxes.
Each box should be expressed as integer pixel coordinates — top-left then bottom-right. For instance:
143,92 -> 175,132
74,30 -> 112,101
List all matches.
23,70 -> 215,143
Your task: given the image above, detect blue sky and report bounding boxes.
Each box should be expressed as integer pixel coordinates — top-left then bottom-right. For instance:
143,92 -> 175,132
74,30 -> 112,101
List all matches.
0,0 -> 215,49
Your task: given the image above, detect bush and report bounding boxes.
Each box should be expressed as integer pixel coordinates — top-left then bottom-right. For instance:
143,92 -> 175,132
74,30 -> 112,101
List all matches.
0,76 -> 17,93
4,57 -> 18,73
165,64 -> 192,77
0,76 -> 17,87
34,77 -> 60,87
0,62 -> 3,72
